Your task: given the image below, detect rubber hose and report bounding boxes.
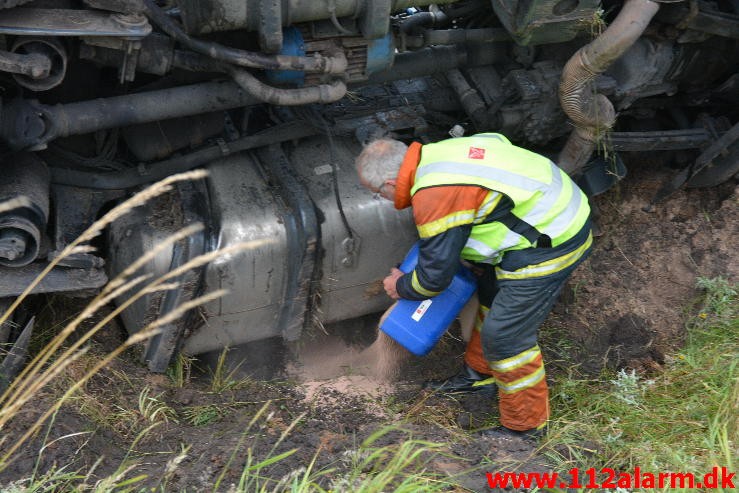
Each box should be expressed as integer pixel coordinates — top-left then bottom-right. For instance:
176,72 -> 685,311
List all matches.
228,67 -> 347,105
142,0 -> 347,74
172,50 -> 347,106
558,0 -> 660,173
401,11 -> 448,34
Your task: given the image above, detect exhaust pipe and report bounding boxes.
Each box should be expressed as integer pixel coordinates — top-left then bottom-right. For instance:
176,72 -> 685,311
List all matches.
558,0 -> 660,174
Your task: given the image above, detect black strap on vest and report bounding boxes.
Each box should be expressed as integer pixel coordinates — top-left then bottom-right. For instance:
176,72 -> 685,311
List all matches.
498,212 -> 552,248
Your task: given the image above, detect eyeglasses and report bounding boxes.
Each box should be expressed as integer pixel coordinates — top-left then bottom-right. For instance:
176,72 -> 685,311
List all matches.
372,182 -> 392,200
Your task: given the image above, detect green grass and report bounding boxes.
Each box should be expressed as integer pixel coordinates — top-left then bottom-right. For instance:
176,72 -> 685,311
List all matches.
545,276 -> 737,492
166,353 -> 195,388
327,427 -> 452,492
208,348 -> 252,393
221,423 -> 454,493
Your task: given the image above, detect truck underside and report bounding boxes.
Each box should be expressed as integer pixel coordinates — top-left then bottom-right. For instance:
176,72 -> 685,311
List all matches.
0,0 -> 737,372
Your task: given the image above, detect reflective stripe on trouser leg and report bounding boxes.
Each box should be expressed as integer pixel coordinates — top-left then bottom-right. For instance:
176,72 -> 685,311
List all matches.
491,347 -> 549,431
480,258 -> 585,431
464,305 -> 492,375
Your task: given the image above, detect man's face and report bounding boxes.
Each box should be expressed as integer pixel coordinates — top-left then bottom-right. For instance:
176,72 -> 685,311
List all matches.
360,173 -> 396,202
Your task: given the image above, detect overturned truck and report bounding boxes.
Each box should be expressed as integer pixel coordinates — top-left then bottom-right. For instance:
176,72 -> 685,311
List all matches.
0,0 -> 737,371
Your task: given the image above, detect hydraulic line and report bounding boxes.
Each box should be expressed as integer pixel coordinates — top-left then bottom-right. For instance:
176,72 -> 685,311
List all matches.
2,43 -> 498,150
170,50 -> 347,105
142,0 -> 347,75
228,67 -> 346,105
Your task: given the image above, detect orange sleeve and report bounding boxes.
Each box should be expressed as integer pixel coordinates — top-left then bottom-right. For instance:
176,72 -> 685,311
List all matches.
412,185 -> 489,227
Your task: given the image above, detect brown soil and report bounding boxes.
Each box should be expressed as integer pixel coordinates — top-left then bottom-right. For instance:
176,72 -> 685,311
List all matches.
0,161 -> 736,491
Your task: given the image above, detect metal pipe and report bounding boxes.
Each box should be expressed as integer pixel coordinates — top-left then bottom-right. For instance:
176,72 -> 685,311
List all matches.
228,68 -> 347,105
0,50 -> 51,79
40,81 -> 259,145
171,50 -> 348,106
49,121 -> 319,189
558,0 -> 660,174
446,68 -> 488,129
3,41 -> 506,151
423,27 -> 511,45
143,0 -> 347,74
365,42 -> 507,84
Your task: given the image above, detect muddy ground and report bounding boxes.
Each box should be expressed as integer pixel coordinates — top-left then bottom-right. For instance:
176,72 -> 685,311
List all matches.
0,158 -> 737,491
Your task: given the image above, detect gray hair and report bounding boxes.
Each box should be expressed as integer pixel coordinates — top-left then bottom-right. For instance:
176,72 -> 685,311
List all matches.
355,139 -> 408,189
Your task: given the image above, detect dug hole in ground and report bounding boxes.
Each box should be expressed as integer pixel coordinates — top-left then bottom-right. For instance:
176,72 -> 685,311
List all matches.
0,158 -> 736,491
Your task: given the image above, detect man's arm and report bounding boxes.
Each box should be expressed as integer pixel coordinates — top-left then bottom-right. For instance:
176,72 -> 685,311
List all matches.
393,224 -> 472,300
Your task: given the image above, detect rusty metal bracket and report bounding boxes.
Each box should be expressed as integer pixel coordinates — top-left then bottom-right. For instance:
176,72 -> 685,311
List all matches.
0,264 -> 107,297
648,121 -> 739,205
0,9 -> 151,37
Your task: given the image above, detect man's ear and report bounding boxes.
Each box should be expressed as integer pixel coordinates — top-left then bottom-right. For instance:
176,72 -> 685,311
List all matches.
385,178 -> 397,187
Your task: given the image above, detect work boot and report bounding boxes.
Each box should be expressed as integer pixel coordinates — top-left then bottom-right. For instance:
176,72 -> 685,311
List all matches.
423,364 -> 496,394
479,424 -> 548,441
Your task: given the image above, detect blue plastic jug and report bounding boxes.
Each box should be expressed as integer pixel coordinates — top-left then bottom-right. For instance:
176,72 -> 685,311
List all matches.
380,243 -> 477,356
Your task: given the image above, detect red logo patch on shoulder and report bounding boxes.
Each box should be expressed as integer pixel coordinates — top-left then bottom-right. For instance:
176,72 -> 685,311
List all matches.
468,147 -> 485,159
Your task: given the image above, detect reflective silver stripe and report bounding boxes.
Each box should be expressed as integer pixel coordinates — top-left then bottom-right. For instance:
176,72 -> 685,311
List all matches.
495,232 -> 593,280
519,164 -> 581,238
497,366 -> 545,393
497,228 -> 523,252
465,229 -> 522,261
417,161 -> 579,237
519,162 -> 563,227
416,161 -> 548,191
464,237 -> 496,257
548,183 -> 583,238
491,346 -> 541,372
474,191 -> 501,222
475,134 -> 506,142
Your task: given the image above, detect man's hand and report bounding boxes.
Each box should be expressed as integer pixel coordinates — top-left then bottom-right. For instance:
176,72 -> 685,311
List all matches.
383,267 -> 404,300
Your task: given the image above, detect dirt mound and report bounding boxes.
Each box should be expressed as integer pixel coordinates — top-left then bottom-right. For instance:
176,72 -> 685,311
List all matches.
551,163 -> 737,374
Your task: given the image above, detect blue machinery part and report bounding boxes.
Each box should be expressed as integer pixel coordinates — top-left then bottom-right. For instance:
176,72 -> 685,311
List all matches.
266,27 -> 394,85
266,27 -> 306,85
365,33 -> 394,76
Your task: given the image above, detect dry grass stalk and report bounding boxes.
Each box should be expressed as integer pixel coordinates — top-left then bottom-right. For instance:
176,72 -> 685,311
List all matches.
0,185 -> 206,408
0,275 -> 153,408
0,197 -> 32,215
0,274 -> 234,466
0,347 -> 90,426
0,327 -> 161,465
2,239 -> 249,412
0,169 -> 207,329
0,170 -> 260,471
104,223 -> 203,295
